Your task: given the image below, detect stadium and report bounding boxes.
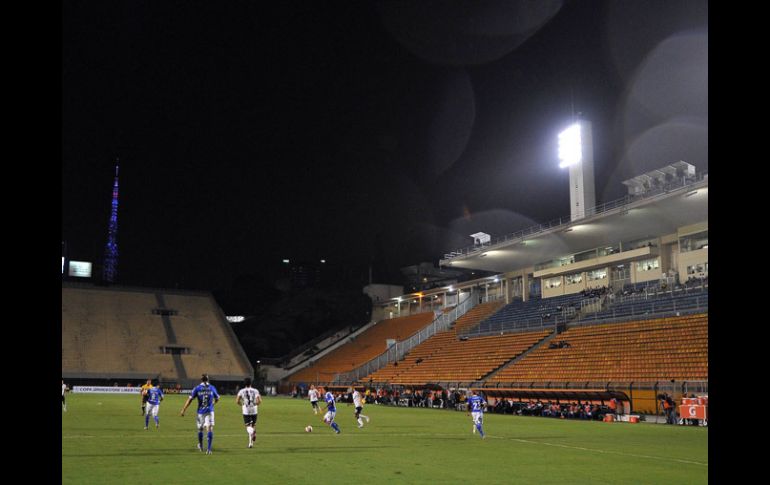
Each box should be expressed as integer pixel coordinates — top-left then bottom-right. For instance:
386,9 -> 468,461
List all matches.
62,162 -> 708,483
62,2 -> 708,484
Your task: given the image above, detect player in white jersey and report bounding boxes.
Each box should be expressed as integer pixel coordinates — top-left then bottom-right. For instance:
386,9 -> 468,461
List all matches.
236,377 -> 262,448
351,388 -> 370,428
308,384 -> 320,415
62,379 -> 69,412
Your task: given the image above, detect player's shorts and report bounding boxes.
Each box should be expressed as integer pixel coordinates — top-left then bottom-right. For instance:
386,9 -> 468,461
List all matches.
196,412 -> 215,429
355,406 -> 363,416
146,403 -> 160,417
323,410 -> 336,423
311,400 -> 319,409
242,414 -> 258,426
471,411 -> 483,425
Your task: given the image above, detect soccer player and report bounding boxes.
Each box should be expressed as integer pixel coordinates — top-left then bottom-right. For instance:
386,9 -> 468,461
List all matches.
352,388 -> 370,428
180,374 -> 220,454
140,378 -> 153,415
467,389 -> 486,439
236,377 -> 262,448
62,379 -> 69,412
308,384 -> 320,415
320,387 -> 341,434
143,379 -> 164,430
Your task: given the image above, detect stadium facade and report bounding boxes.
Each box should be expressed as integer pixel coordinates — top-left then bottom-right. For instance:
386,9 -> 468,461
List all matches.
279,163 -> 707,415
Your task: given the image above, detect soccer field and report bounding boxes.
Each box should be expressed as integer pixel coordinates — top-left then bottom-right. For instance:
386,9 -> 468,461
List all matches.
62,394 -> 707,484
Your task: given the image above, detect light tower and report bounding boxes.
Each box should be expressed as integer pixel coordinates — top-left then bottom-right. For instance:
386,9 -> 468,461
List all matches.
103,161 -> 120,283
558,119 -> 595,221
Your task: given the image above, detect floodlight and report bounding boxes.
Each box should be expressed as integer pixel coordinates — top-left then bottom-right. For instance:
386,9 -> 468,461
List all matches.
558,123 -> 582,168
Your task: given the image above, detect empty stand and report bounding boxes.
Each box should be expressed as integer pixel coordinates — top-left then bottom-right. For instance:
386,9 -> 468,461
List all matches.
365,301 -> 551,385
62,285 -> 252,385
469,293 -> 585,335
489,313 -> 708,383
285,312 -> 436,384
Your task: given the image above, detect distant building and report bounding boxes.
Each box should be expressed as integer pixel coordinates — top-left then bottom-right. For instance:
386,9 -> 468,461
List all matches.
400,262 -> 491,292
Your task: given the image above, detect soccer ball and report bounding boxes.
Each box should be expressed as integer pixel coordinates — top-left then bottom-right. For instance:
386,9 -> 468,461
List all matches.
305,425 -> 313,433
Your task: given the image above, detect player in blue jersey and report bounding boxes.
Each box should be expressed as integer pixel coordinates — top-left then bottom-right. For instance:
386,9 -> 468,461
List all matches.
319,387 -> 341,434
467,389 -> 486,439
143,379 -> 164,430
180,374 -> 220,454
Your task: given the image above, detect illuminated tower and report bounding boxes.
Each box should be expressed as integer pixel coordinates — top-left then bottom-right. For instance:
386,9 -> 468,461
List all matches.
103,161 -> 120,283
558,119 -> 595,221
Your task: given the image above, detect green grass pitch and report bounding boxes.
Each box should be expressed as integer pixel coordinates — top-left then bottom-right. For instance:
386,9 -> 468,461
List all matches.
62,393 -> 707,484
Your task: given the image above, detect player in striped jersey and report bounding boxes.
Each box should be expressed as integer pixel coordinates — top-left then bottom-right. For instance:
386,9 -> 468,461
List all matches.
308,384 -> 320,415
351,388 -> 370,428
62,379 -> 69,412
236,377 -> 262,448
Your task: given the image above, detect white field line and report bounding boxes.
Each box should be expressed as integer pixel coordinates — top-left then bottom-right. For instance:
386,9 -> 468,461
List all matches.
62,431 -> 707,467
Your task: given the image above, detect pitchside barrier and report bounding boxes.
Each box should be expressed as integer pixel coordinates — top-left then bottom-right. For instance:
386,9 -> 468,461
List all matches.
679,396 -> 708,425
73,386 -> 192,394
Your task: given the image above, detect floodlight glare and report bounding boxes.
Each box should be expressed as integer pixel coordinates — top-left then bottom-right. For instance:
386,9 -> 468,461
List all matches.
558,123 -> 582,168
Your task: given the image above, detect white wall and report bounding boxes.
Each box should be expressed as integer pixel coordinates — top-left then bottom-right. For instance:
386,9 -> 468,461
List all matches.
364,284 -> 404,303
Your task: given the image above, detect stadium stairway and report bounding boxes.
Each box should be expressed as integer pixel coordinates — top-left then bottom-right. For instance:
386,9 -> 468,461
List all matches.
364,301 -> 511,384
155,293 -> 188,382
479,330 -> 558,383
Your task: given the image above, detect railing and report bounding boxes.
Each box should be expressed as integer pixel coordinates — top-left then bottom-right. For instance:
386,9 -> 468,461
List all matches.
457,315 -> 559,338
442,173 -> 707,261
683,380 -> 709,396
481,293 -> 505,303
334,295 -> 479,384
269,323 -> 359,369
580,296 -> 603,314
573,295 -> 708,327
615,284 -> 707,305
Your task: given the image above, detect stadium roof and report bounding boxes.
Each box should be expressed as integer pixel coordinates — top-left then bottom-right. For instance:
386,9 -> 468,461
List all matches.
440,176 -> 707,273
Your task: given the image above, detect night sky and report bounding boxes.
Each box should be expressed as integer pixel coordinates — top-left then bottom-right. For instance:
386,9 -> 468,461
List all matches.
62,0 -> 708,292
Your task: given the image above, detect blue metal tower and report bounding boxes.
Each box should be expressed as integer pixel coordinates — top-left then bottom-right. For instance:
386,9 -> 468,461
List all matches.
103,161 -> 120,283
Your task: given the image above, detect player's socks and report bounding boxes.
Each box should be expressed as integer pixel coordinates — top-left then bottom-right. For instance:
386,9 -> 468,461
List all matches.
198,431 -> 204,449
207,431 -> 213,451
145,415 -> 150,428
476,423 -> 484,437
154,416 -> 159,428
357,418 -> 363,427
331,422 -> 340,433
